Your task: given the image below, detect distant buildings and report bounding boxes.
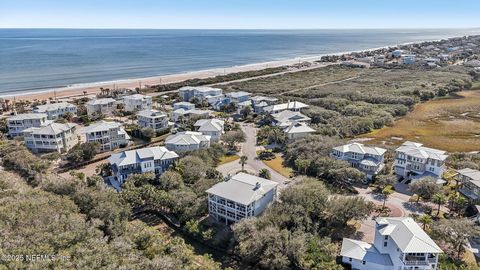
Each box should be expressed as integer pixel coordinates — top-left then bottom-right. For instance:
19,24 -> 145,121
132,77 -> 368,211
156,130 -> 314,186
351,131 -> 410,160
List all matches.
123,94 -> 152,112
24,122 -> 78,153
394,141 -> 448,183
264,101 -> 309,114
331,143 -> 387,179
250,96 -> 278,113
206,172 -> 278,225
32,102 -> 77,120
340,217 -> 442,270
194,119 -> 225,141
283,121 -> 315,141
109,146 -> 179,183
136,109 -> 169,132
178,86 -> 223,102
226,91 -> 251,104
456,168 -> 480,202
86,98 -> 116,117
165,131 -> 211,152
400,54 -> 417,65
7,113 -> 50,137
374,55 -> 386,66
83,121 -> 130,152
172,102 -> 211,122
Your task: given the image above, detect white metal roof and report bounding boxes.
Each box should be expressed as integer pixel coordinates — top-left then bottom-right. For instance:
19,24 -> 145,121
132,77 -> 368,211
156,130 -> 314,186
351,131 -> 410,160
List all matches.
82,121 -> 122,133
457,168 -> 480,187
272,110 -> 311,124
86,98 -> 116,105
396,141 -> 448,161
23,122 -> 77,135
206,172 -> 278,205
194,118 -> 224,132
124,94 -> 151,101
340,238 -> 393,266
333,142 -> 387,156
376,217 -> 443,253
264,101 -> 309,112
283,122 -> 315,134
109,146 -> 179,167
136,109 -> 167,118
8,113 -> 48,121
165,131 -> 210,146
33,102 -> 76,112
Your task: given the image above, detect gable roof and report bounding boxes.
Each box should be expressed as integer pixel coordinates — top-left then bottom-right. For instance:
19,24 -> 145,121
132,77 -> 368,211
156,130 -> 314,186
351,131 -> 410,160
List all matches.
457,168 -> 480,187
109,146 -> 179,167
8,113 -> 48,121
82,121 -> 122,133
206,172 -> 278,205
396,141 -> 448,161
124,94 -> 151,101
272,110 -> 311,124
333,143 -> 387,156
165,131 -> 211,146
194,119 -> 224,132
86,98 -> 116,106
33,102 -> 76,112
340,238 -> 393,266
23,122 -> 77,135
136,109 -> 167,118
376,217 -> 442,253
283,122 -> 315,134
264,101 -> 309,113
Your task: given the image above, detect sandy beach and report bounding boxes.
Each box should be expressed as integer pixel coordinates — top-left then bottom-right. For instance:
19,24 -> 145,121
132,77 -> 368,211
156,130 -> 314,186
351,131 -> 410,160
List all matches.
3,55 -> 331,102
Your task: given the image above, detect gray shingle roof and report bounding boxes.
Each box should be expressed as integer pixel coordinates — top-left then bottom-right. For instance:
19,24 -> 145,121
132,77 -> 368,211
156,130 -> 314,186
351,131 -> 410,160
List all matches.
396,141 -> 448,161
340,238 -> 393,266
206,172 -> 278,205
333,143 -> 387,156
194,119 -> 224,132
8,113 -> 47,121
86,98 -> 116,105
109,146 -> 179,167
165,131 -> 210,146
23,122 -> 77,135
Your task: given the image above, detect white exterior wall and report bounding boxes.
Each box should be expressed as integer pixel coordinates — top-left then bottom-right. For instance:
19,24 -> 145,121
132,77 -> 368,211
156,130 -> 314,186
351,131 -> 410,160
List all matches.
137,115 -> 168,131
85,127 -> 128,152
24,128 -> 78,153
342,257 -> 388,270
34,105 -> 77,120
86,102 -> 115,117
7,116 -> 48,137
124,96 -> 152,112
199,130 -> 222,141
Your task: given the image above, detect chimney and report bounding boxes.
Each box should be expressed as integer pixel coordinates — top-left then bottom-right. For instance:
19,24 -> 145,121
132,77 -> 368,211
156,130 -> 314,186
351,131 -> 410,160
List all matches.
255,182 -> 261,190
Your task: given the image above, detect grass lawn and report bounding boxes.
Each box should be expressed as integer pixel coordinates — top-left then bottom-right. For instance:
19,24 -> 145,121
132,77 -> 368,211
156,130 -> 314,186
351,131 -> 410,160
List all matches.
218,154 -> 240,165
262,154 -> 293,178
359,90 -> 480,152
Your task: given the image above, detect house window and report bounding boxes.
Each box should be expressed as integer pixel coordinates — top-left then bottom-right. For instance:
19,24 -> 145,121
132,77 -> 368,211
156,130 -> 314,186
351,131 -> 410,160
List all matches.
362,261 -> 366,265
349,258 -> 352,262
383,242 -> 388,247
384,235 -> 388,240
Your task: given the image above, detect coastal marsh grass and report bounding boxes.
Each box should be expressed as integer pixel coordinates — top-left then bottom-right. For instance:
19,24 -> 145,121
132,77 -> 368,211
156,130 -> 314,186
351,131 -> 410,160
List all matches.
360,90 -> 480,152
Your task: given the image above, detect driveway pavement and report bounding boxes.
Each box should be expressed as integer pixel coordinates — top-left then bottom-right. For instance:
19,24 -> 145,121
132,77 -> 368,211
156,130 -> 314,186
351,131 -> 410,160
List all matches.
216,123 -> 290,189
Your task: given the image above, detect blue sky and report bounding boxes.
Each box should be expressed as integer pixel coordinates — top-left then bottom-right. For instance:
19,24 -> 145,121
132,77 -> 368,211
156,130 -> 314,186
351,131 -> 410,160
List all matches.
1,0 -> 479,29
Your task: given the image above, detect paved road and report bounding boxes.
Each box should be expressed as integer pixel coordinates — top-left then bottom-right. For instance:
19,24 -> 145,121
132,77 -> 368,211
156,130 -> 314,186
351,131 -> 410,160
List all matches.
216,123 -> 290,188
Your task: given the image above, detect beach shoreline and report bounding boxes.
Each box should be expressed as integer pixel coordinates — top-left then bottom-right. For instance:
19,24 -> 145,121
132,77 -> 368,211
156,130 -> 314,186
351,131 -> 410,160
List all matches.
0,35 -> 465,102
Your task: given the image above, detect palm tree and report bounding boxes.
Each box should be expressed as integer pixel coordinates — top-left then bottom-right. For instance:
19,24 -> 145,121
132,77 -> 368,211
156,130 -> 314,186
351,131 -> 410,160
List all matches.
418,214 -> 432,230
432,193 -> 447,217
239,156 -> 248,171
381,186 -> 394,211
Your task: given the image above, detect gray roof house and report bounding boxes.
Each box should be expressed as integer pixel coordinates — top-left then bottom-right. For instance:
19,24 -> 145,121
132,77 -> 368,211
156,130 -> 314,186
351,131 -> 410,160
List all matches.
165,131 -> 211,152
331,143 -> 387,180
341,217 -> 442,270
109,146 -> 179,184
206,172 -> 278,225
456,168 -> 480,201
194,118 -> 225,141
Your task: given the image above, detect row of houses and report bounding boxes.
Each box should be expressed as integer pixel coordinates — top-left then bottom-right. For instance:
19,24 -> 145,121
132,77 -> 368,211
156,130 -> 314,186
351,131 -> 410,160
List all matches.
331,141 -> 448,183
85,94 -> 152,117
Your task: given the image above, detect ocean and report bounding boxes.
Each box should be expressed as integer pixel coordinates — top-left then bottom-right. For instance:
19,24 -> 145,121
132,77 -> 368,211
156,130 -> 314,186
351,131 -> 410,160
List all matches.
1,28 -> 479,96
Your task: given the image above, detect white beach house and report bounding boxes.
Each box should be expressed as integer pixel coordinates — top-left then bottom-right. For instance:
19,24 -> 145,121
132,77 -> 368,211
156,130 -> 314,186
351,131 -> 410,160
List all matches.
32,102 -> 77,120
331,143 -> 387,179
272,110 -> 311,128
136,109 -> 169,132
456,168 -> 480,202
250,96 -> 278,113
394,141 -> 448,183
178,86 -> 223,102
194,118 -> 225,141
7,113 -> 50,137
264,101 -> 309,114
206,172 -> 278,225
283,121 -> 315,141
165,131 -> 211,152
109,146 -> 179,184
340,217 -> 442,270
123,94 -> 152,112
172,101 -> 212,122
86,98 -> 116,117
83,121 -> 130,152
23,122 -> 78,153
